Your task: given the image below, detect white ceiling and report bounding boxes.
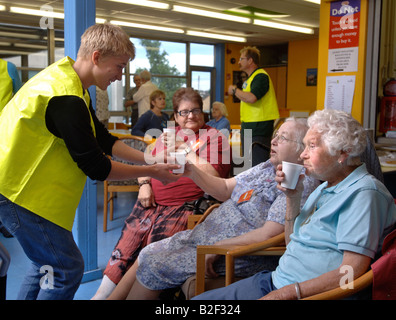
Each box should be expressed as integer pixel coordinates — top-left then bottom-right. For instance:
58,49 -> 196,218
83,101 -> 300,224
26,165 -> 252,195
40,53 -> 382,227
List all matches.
0,0 -> 320,58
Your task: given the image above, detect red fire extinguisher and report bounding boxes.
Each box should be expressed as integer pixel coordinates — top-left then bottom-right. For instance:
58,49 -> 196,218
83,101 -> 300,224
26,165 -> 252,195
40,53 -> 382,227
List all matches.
379,79 -> 396,133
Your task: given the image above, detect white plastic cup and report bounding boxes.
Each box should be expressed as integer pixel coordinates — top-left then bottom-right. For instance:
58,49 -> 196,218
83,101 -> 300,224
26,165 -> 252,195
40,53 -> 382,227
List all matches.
170,151 -> 186,174
281,161 -> 303,189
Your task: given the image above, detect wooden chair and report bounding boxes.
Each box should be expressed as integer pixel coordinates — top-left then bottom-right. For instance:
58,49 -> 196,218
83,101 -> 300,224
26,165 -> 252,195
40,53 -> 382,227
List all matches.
103,135 -> 151,232
192,228 -> 377,300
191,231 -> 286,298
180,204 -> 286,299
108,122 -> 131,130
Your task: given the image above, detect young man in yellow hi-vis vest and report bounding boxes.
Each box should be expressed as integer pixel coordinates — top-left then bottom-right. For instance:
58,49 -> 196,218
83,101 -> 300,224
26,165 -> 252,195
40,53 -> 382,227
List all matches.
0,24 -> 180,300
228,46 -> 279,167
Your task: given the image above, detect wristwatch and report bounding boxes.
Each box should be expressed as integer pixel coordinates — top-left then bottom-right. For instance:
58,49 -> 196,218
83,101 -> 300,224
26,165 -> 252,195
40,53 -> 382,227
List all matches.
138,179 -> 151,187
232,87 -> 237,95
183,146 -> 192,156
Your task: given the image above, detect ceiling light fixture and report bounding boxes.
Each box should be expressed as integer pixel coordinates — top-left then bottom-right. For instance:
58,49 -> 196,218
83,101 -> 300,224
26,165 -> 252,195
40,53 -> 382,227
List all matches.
110,20 -> 184,34
254,12 -> 290,19
173,5 -> 251,24
253,19 -> 314,34
9,6 -> 106,24
304,0 -> 321,4
10,6 -> 64,19
107,0 -> 169,10
186,30 -> 246,43
0,5 -> 6,11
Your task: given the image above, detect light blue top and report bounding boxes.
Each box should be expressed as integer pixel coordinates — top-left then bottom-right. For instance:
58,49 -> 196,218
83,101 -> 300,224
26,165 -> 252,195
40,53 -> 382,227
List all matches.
207,116 -> 230,132
272,164 -> 396,289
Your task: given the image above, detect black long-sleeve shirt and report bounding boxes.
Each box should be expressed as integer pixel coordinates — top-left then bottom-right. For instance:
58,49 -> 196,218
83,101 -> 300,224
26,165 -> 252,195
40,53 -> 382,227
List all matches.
45,95 -> 118,181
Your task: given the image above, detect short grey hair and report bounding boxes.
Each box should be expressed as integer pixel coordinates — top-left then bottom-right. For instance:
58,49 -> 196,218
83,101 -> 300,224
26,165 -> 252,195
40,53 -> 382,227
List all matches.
283,117 -> 309,154
139,70 -> 151,81
212,101 -> 228,117
307,109 -> 367,165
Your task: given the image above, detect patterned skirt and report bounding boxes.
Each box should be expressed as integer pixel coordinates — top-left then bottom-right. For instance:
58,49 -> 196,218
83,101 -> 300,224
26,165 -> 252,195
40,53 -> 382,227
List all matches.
104,201 -> 194,284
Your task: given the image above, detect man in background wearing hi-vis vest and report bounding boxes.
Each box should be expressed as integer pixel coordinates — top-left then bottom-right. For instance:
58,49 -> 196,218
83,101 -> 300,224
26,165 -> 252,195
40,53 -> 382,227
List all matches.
0,24 -> 181,300
228,46 -> 279,167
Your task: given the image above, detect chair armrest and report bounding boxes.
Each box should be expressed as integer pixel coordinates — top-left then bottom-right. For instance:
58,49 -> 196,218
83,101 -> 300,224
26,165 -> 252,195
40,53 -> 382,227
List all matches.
195,232 -> 286,296
303,269 -> 373,300
196,203 -> 221,224
227,232 -> 286,257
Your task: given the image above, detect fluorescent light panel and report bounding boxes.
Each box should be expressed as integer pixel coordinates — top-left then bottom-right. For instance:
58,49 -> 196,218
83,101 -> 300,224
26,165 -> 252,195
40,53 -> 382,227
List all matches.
107,0 -> 169,9
10,6 -> 64,19
0,5 -> 6,11
110,20 -> 184,34
253,19 -> 314,34
304,0 -> 321,4
9,6 -> 106,24
186,30 -> 246,43
173,5 -> 251,24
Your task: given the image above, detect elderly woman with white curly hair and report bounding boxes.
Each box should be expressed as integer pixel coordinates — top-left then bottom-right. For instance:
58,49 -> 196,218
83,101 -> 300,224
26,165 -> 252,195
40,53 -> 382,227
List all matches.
206,101 -> 231,132
194,109 -> 396,300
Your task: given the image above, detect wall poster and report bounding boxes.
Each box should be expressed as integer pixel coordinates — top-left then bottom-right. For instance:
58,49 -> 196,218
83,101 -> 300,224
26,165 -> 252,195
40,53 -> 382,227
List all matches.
328,0 -> 361,73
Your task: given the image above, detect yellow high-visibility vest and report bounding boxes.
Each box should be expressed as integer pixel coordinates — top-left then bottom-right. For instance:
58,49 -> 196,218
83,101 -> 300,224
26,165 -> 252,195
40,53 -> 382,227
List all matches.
0,57 -> 95,231
240,68 -> 279,123
0,59 -> 13,111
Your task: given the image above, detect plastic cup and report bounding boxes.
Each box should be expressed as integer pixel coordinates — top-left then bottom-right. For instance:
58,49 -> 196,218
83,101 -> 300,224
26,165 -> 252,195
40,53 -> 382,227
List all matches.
170,151 -> 186,174
281,161 -> 303,189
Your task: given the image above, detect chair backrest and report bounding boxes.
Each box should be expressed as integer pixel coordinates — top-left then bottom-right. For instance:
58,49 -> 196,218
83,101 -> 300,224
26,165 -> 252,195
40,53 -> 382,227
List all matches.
360,133 -> 384,183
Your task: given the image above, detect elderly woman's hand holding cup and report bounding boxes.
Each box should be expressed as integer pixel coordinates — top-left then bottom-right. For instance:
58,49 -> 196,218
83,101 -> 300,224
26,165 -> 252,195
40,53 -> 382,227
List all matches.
275,162 -> 305,198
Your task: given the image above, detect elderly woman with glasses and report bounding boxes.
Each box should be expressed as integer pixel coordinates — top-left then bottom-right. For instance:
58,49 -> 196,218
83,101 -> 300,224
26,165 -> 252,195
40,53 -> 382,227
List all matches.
93,88 -> 231,299
194,109 -> 396,300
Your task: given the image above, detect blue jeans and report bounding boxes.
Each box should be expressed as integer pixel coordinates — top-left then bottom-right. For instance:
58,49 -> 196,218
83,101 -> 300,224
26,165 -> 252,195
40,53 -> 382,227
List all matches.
192,270 -> 276,300
0,193 -> 84,300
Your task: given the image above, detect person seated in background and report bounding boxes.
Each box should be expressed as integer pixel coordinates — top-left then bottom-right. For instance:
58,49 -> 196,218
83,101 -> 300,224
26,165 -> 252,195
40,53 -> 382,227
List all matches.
102,117 -> 320,300
131,90 -> 169,139
193,109 -> 396,300
206,101 -> 231,132
92,87 -> 231,299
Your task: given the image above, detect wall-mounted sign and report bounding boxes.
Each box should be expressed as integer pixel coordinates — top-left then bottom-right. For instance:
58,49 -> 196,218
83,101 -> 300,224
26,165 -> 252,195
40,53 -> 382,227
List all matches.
328,0 -> 361,73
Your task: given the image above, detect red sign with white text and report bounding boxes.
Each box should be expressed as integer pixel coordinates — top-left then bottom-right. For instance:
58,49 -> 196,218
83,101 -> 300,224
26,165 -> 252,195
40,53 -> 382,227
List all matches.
329,0 -> 360,50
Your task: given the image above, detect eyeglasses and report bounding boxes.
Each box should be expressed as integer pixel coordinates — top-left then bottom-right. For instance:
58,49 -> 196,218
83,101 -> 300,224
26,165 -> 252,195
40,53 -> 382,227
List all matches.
239,57 -> 248,61
272,130 -> 300,144
177,108 -> 202,117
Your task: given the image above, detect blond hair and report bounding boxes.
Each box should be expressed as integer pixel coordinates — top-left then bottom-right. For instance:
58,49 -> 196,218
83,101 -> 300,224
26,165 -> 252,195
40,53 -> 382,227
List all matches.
77,23 -> 135,60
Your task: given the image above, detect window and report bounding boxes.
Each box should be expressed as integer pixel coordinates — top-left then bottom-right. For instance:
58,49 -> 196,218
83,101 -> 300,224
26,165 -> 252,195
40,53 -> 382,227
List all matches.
190,43 -> 214,67
109,38 -> 215,124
